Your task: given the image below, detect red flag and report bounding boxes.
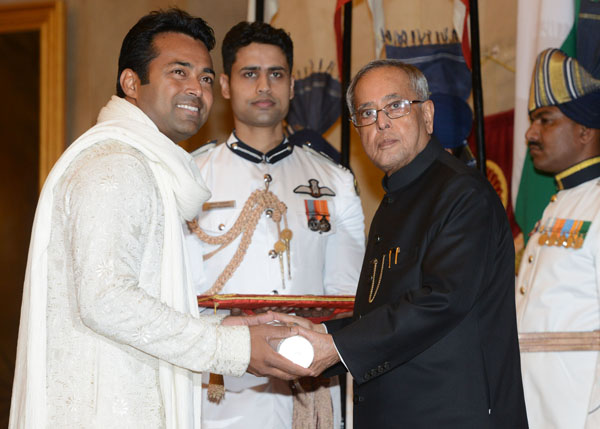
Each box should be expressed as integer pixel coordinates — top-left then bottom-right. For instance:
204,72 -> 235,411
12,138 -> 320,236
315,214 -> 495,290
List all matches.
334,0 -> 353,78
454,0 -> 471,69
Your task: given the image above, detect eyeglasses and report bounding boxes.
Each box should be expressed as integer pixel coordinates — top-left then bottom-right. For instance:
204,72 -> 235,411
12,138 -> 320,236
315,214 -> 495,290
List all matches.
351,99 -> 425,127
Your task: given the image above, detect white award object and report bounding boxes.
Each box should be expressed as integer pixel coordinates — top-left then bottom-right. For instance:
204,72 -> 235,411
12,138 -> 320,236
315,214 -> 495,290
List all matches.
277,335 -> 314,368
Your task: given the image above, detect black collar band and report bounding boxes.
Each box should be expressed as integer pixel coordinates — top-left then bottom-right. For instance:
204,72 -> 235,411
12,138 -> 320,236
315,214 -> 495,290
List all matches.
555,156 -> 600,190
227,131 -> 293,164
383,137 -> 440,193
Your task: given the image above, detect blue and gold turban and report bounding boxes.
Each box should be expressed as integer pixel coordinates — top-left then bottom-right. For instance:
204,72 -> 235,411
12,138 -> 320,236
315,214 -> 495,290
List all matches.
529,48 -> 600,129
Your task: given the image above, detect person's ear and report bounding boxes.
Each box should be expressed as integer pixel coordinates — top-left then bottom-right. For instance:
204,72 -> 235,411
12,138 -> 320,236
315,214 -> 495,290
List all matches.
289,76 -> 295,100
119,69 -> 141,99
220,74 -> 231,99
578,124 -> 594,145
422,99 -> 435,134
578,125 -> 600,154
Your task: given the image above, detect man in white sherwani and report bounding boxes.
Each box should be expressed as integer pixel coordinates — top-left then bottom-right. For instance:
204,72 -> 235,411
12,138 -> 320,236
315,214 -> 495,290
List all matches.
516,48 -> 600,429
186,21 -> 365,429
9,9 -> 310,429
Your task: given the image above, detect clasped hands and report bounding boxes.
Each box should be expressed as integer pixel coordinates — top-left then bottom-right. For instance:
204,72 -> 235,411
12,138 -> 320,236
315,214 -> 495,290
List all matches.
222,311 -> 341,380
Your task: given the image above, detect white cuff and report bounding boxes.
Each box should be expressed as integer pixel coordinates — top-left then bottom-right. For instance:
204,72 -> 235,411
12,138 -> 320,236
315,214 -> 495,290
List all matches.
321,323 -> 349,370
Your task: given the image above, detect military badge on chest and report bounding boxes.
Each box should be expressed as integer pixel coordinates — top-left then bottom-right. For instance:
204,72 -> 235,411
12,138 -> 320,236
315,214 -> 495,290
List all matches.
304,199 -> 332,233
533,217 -> 592,249
294,179 -> 336,199
294,179 -> 335,233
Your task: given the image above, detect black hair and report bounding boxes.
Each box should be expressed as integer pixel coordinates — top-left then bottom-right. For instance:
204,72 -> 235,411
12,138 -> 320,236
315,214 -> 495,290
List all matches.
221,21 -> 293,76
116,8 -> 215,97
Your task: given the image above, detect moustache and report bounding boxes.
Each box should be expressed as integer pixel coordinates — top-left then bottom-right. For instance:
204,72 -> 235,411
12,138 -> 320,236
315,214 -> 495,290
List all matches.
251,96 -> 276,104
527,141 -> 541,149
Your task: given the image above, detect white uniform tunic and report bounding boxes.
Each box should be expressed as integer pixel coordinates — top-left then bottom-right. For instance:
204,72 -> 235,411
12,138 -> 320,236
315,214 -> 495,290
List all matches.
516,161 -> 600,429
186,133 -> 365,429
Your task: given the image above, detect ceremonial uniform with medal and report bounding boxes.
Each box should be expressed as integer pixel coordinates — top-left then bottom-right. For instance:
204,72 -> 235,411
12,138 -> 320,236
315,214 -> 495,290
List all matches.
517,159 -> 600,428
186,132 -> 364,429
515,49 -> 600,429
189,132 -> 364,298
185,22 -> 365,429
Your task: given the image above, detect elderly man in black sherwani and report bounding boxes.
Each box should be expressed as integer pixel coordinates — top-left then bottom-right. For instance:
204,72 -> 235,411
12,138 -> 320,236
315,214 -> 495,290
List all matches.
279,59 -> 528,428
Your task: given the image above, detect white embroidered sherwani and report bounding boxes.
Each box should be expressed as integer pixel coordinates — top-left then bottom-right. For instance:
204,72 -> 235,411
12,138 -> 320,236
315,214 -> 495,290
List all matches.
10,97 -> 251,428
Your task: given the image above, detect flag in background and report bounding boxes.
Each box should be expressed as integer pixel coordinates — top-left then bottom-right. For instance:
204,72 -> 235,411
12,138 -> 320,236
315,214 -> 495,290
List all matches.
334,0 -> 385,75
453,0 -> 471,69
247,0 -> 279,23
367,0 -> 384,58
334,0 -> 353,78
512,0 -> 579,244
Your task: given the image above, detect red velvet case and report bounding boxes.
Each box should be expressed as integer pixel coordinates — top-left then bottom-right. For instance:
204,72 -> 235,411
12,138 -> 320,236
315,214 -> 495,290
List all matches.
197,294 -> 355,323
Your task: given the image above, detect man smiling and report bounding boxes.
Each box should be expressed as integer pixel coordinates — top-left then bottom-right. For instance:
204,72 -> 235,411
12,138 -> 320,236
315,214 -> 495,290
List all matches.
9,9 -> 308,428
186,21 -> 364,429
119,32 -> 214,143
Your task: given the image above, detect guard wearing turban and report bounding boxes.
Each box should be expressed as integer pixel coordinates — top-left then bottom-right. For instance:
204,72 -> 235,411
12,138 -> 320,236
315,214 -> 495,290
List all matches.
516,47 -> 600,429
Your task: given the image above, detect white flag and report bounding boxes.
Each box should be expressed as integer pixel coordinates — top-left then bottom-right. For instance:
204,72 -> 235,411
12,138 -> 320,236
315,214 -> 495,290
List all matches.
367,0 -> 384,58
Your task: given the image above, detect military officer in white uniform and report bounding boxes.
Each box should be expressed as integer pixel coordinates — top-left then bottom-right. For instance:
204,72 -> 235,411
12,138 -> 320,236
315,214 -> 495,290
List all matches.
516,48 -> 600,429
186,21 -> 365,429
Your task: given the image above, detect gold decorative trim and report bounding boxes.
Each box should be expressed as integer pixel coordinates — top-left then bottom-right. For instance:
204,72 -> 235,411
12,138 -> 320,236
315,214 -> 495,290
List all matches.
555,156 -> 600,190
197,294 -> 356,304
519,330 -> 600,352
579,13 -> 600,22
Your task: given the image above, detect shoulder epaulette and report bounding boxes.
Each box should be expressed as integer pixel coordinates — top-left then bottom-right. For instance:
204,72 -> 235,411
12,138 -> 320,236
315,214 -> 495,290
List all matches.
191,139 -> 218,157
300,143 -> 348,171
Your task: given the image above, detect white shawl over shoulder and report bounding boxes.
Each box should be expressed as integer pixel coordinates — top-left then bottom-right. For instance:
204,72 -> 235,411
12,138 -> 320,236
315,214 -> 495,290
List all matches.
10,96 -> 211,428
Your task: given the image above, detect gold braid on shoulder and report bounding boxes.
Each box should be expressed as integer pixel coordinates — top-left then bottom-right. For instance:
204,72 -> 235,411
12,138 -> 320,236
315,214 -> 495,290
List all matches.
187,188 -> 291,295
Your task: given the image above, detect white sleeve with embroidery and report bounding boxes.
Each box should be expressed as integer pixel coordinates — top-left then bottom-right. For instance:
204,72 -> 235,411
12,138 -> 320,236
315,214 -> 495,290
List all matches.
61,141 -> 250,374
